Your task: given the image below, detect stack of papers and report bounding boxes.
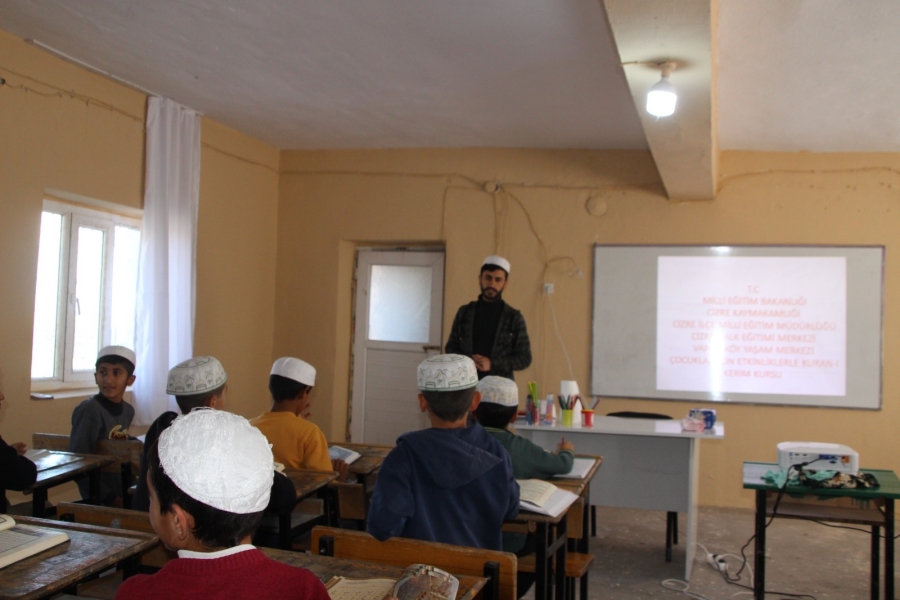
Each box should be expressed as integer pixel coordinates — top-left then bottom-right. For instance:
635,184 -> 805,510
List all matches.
553,457 -> 594,480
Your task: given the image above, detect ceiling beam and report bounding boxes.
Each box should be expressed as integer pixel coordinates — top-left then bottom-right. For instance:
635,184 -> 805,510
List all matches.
603,0 -> 718,200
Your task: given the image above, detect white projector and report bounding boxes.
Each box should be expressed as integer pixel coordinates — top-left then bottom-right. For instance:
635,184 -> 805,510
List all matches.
777,441 -> 859,474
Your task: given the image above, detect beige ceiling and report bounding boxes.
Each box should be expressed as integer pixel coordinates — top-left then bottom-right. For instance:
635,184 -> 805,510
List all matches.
2,1 -> 899,200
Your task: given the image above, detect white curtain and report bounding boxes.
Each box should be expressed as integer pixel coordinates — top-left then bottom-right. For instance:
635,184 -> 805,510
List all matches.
133,97 -> 200,424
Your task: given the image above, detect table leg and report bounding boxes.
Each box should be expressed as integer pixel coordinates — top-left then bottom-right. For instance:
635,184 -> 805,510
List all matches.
754,490 -> 766,600
89,471 -> 101,505
279,513 -> 291,550
869,525 -> 879,600
534,522 -> 549,600
554,517 -> 568,600
884,498 -> 894,600
32,487 -> 48,518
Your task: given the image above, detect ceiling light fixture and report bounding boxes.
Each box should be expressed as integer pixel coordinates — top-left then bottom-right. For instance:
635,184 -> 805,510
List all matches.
646,61 -> 677,118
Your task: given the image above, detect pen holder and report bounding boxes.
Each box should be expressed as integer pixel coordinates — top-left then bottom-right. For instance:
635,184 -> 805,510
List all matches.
581,409 -> 594,428
561,409 -> 574,427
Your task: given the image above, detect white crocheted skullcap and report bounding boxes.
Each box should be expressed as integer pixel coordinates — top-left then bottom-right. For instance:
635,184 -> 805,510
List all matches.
158,408 -> 274,514
482,255 -> 510,275
476,376 -> 519,407
97,345 -> 136,367
417,354 -> 478,391
270,356 -> 316,386
166,356 -> 228,395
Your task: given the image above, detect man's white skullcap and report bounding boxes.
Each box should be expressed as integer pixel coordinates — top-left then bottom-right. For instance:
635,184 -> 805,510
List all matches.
417,354 -> 478,391
166,356 -> 228,395
158,409 -> 273,514
271,357 -> 316,387
97,345 -> 136,367
482,255 -> 511,275
476,376 -> 519,407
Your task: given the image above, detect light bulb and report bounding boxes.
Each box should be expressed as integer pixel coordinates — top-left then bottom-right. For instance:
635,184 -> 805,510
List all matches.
646,75 -> 677,117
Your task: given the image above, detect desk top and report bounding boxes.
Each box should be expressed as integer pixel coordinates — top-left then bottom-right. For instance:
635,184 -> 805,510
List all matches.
742,461 -> 900,500
260,549 -> 487,600
25,452 -> 116,492
283,469 -> 339,500
515,416 -> 725,439
329,442 -> 391,476
0,517 -> 158,600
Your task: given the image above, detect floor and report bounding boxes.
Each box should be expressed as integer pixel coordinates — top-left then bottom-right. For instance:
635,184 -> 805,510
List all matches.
523,505 -> 896,600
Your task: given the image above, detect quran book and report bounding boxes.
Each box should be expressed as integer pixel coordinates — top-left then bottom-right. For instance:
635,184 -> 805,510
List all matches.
553,457 -> 595,480
0,515 -> 69,569
517,479 -> 557,507
329,445 -> 362,465
326,564 -> 458,600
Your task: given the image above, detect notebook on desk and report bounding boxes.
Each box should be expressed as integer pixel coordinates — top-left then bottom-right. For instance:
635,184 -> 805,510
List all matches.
0,515 -> 69,569
553,457 -> 594,479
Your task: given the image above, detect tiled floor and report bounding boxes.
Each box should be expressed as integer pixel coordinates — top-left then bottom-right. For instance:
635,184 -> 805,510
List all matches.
522,505 -> 895,600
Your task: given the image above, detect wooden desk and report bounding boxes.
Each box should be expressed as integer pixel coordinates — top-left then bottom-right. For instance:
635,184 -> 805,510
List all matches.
261,549 -> 488,600
517,417 -> 724,579
2,451 -> 116,517
553,455 -> 603,554
0,517 -> 157,600
743,462 -> 900,600
273,468 -> 339,549
329,442 -> 391,476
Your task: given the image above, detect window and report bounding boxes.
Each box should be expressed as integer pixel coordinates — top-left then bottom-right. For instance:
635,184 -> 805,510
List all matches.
31,199 -> 141,387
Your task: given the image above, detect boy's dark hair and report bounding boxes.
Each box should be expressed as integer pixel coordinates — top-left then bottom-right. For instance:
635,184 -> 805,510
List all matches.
269,374 -> 311,402
174,383 -> 226,414
147,439 -> 263,549
474,402 -> 518,429
421,387 -> 476,422
480,264 -> 509,278
96,355 -> 135,377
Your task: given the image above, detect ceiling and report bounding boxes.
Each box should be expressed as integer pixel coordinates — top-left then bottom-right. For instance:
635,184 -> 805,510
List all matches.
2,0 -> 899,199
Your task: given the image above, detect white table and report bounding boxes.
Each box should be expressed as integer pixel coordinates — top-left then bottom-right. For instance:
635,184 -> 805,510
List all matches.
516,416 -> 724,580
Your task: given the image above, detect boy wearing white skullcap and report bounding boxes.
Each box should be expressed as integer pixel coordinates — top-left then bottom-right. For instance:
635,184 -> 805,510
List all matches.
115,409 -> 329,600
250,357 -> 348,480
473,376 -> 574,557
367,354 -> 519,550
131,356 -> 230,511
69,345 -> 137,504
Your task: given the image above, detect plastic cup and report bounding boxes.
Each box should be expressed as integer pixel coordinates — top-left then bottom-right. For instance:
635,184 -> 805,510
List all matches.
581,409 -> 594,428
561,409 -> 574,427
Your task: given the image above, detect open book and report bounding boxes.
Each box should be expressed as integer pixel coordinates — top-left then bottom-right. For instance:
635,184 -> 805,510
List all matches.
0,515 -> 69,569
553,457 -> 595,480
517,480 -> 579,518
329,445 -> 362,465
326,564 -> 459,600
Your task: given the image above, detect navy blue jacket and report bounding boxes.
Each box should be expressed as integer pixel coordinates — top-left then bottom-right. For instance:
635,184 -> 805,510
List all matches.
367,424 -> 519,550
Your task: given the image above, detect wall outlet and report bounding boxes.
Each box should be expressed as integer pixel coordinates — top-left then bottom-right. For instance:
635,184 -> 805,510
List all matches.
543,283 -> 554,294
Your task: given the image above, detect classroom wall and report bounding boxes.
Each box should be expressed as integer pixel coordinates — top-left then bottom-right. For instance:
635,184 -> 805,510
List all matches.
0,29 -> 279,471
275,148 -> 900,509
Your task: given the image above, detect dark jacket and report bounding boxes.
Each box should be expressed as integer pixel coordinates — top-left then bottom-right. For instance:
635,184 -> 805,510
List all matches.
444,300 -> 532,379
1,434 -> 37,509
367,424 -> 519,550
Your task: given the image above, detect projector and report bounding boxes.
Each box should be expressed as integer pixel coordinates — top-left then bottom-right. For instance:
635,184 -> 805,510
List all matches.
777,441 -> 859,474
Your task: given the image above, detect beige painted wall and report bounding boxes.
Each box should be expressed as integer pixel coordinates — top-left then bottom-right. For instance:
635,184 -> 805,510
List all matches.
0,30 -> 280,506
275,148 -> 900,509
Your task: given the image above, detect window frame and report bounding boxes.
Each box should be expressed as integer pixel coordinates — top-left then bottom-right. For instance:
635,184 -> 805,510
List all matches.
32,198 -> 142,391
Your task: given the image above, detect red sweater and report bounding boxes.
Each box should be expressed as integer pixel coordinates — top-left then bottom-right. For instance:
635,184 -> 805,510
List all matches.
114,548 -> 329,600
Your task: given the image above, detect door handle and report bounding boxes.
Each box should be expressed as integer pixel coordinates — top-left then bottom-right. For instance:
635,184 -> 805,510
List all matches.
423,345 -> 442,353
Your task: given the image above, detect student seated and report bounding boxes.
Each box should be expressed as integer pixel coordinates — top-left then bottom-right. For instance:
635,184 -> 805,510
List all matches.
69,345 -> 136,505
115,409 -> 329,600
366,354 -> 519,550
251,357 -> 348,480
474,376 -> 574,559
132,356 -> 294,516
0,383 -> 37,508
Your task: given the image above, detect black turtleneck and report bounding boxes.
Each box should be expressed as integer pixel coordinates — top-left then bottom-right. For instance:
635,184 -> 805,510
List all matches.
473,297 -> 504,358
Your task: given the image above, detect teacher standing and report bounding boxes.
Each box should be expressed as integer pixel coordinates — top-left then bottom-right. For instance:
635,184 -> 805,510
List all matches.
445,255 -> 532,380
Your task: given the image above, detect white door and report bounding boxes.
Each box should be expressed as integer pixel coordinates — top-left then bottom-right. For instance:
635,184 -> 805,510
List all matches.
351,249 -> 444,444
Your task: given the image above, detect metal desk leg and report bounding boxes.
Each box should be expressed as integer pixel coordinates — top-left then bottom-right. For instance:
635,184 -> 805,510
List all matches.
32,487 -> 48,518
885,498 -> 894,600
89,470 -> 102,505
869,525 -> 879,600
534,522 -> 550,600
279,513 -> 292,550
754,490 -> 766,600
554,517 -> 568,600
